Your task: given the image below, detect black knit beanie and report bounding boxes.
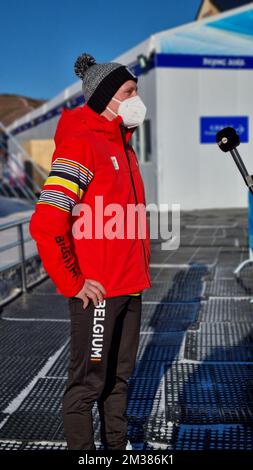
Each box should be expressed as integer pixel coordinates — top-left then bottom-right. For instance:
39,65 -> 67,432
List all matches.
74,53 -> 138,114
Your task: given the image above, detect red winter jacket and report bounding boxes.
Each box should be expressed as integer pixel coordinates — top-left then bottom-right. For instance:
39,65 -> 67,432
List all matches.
29,103 -> 151,298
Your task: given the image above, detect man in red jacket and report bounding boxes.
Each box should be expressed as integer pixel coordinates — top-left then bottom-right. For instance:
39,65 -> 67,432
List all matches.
29,53 -> 151,450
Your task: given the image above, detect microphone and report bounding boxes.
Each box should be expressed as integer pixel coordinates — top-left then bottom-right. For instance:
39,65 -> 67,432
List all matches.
216,127 -> 253,194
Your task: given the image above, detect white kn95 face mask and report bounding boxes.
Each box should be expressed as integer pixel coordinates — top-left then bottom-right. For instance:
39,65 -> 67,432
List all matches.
106,95 -> 147,128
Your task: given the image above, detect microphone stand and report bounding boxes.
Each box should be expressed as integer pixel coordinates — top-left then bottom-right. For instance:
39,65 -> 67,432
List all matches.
228,147 -> 253,278
230,148 -> 253,195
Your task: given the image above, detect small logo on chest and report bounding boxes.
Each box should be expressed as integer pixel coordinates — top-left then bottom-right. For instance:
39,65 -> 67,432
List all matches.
110,156 -> 119,170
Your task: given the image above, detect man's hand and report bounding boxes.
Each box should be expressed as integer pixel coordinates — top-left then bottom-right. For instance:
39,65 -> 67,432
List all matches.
75,279 -> 107,310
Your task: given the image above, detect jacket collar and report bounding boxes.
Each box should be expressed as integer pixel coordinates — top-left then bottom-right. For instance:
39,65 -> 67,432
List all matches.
79,104 -> 136,144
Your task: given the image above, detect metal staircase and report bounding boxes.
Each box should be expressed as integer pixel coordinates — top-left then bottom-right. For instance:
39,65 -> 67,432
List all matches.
0,121 -> 48,202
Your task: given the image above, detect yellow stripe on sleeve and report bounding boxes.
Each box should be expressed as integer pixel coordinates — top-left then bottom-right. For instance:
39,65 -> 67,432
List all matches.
44,176 -> 84,198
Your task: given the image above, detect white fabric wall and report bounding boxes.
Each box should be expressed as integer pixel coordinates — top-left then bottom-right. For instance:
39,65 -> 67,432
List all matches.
156,67 -> 253,210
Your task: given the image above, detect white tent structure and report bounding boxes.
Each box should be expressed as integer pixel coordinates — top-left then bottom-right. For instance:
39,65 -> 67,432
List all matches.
6,3 -> 253,209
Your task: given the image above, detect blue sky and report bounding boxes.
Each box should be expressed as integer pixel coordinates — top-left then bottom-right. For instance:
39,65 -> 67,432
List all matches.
1,0 -> 201,100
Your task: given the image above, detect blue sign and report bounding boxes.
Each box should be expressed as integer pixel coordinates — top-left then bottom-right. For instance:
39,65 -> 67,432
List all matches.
200,116 -> 249,144
156,54 -> 253,70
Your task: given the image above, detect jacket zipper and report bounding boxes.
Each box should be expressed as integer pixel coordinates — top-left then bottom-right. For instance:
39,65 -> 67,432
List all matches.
119,125 -> 150,281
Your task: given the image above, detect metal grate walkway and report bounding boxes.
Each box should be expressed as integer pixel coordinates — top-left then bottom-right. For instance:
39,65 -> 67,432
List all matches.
0,208 -> 252,450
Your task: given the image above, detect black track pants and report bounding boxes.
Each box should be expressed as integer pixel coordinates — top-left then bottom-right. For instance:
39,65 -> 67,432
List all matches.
62,294 -> 142,450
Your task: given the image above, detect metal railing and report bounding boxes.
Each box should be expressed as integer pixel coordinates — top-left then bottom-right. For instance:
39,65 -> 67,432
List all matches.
0,216 -> 47,302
